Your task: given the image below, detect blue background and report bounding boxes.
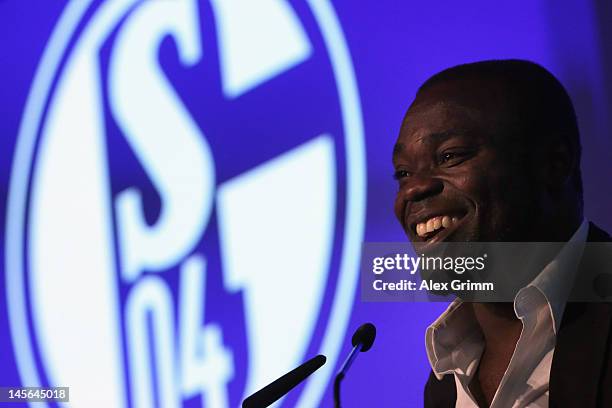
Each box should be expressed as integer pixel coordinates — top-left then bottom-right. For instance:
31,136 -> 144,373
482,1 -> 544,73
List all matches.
1,1 -> 611,407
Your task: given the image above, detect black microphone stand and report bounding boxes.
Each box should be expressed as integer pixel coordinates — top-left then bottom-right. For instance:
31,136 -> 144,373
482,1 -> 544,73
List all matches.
333,342 -> 363,407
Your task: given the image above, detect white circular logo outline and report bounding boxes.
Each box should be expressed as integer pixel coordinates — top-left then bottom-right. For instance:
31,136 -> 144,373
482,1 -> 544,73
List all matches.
5,1 -> 366,407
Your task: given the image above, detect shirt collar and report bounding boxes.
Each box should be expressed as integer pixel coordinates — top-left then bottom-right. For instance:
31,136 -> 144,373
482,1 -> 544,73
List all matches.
521,219 -> 588,332
425,299 -> 482,380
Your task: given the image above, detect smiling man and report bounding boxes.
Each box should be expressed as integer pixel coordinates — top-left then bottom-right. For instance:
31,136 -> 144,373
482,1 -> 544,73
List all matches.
392,60 -> 612,407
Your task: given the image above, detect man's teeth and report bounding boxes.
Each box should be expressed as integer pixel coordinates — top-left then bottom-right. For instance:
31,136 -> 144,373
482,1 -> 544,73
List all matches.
416,215 -> 459,237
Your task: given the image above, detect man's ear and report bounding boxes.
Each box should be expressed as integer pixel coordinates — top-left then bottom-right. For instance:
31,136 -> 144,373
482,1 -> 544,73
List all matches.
545,138 -> 575,193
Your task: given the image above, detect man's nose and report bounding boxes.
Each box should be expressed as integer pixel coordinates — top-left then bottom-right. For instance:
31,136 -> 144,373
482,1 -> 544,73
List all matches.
400,174 -> 444,202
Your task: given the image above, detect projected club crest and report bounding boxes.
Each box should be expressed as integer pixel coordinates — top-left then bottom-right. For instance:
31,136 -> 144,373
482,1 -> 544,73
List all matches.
6,0 -> 365,407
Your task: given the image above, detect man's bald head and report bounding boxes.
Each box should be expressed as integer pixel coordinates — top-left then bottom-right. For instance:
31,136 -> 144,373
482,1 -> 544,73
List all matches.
412,59 -> 583,198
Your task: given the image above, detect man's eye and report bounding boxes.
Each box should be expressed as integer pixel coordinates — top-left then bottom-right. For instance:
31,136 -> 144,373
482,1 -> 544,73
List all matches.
438,149 -> 473,166
393,169 -> 411,180
439,152 -> 458,163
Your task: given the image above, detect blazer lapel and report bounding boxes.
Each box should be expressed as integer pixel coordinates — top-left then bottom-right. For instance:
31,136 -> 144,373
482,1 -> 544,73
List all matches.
549,302 -> 612,407
549,223 -> 612,407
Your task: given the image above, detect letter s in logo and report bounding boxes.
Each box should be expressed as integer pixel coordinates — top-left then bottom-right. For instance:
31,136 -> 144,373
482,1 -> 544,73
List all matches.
109,0 -> 215,282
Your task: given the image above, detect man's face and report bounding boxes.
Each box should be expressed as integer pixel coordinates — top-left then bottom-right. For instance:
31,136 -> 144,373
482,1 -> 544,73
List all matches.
393,85 -> 539,246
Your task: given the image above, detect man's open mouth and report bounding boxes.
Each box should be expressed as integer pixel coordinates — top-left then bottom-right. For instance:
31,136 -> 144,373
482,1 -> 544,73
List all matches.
410,212 -> 467,243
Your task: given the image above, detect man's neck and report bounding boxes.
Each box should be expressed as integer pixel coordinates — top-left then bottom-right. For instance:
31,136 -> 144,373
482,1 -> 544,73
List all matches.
536,210 -> 582,242
470,302 -> 522,407
473,216 -> 584,340
471,302 -> 521,351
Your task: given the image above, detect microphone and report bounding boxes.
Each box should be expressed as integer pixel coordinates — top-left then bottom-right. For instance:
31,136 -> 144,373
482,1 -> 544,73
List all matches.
242,354 -> 326,408
333,323 -> 377,408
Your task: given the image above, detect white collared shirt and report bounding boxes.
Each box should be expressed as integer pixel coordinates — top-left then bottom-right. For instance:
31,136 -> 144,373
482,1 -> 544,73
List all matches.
425,220 -> 589,408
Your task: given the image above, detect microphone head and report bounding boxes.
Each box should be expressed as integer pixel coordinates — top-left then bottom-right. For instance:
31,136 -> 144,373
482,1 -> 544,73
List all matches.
351,322 -> 376,352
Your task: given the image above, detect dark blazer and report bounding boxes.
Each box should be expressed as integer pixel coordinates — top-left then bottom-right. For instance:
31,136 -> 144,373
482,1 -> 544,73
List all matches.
424,223 -> 612,407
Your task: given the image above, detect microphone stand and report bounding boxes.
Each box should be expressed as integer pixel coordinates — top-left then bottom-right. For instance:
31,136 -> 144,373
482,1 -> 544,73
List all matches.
333,342 -> 363,408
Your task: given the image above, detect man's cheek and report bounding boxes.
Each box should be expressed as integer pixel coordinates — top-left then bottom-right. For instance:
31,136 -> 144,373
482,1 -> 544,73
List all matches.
393,193 -> 405,223
450,162 -> 490,188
